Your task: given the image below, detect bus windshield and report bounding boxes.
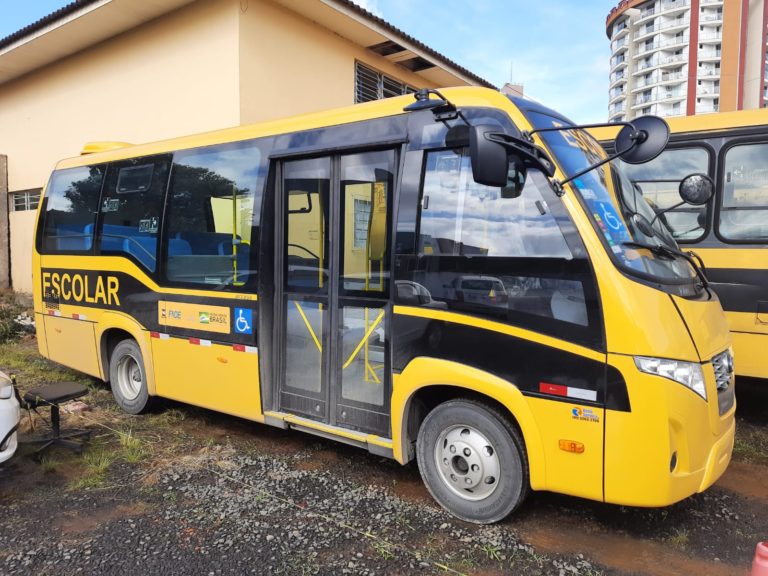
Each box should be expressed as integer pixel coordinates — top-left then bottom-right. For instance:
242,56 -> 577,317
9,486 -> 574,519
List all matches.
525,110 -> 698,287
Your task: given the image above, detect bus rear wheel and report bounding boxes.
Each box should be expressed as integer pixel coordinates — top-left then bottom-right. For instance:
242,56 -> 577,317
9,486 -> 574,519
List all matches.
109,339 -> 151,414
416,399 -> 529,524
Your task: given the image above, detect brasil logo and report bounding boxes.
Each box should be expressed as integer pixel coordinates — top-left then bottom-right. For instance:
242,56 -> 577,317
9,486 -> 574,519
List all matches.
198,312 -> 210,324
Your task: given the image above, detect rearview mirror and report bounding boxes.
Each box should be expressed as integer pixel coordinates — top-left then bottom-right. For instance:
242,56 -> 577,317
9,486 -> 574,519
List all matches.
615,115 -> 670,165
501,160 -> 526,199
679,173 -> 714,206
470,124 -> 509,187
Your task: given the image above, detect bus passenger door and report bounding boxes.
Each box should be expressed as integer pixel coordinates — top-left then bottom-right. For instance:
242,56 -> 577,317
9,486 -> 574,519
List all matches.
275,151 -> 395,438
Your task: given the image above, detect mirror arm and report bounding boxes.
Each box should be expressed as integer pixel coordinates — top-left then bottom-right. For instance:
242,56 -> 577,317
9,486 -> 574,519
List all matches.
524,120 -> 636,141
484,133 -> 556,177
552,139 -> 637,196
649,200 -> 685,226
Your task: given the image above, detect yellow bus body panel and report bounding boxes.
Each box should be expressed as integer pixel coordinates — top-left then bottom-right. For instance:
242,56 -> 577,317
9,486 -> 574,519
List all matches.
604,354 -> 734,506
152,337 -> 263,422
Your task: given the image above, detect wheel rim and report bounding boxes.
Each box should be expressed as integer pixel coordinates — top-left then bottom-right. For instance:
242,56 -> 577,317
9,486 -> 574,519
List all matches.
116,354 -> 142,401
433,424 -> 501,501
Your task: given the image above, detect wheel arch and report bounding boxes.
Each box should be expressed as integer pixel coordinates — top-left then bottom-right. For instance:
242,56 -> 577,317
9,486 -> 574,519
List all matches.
96,313 -> 156,395
391,357 -> 546,490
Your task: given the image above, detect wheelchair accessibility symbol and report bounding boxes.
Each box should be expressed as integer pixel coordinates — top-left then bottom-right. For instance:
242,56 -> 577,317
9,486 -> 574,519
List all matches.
234,308 -> 253,335
598,202 -> 623,231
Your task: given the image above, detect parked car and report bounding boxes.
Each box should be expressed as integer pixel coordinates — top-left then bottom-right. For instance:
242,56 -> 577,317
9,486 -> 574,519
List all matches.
0,371 -> 20,464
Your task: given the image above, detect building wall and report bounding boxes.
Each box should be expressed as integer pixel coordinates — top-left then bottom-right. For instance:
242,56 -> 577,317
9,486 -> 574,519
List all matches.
237,0 -> 433,125
0,0 -> 241,193
9,211 -> 36,294
606,0 -> 768,120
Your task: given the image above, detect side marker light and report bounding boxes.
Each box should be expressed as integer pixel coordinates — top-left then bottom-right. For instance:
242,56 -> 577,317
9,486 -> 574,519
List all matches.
559,440 -> 585,454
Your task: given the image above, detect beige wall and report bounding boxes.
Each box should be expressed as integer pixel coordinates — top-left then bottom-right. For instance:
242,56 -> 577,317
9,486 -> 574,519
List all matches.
0,0 -> 240,192
238,0 -> 433,125
9,210 -> 36,294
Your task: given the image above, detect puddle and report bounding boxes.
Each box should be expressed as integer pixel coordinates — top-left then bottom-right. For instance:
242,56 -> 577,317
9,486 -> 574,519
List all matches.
521,522 -> 744,576
716,461 -> 768,501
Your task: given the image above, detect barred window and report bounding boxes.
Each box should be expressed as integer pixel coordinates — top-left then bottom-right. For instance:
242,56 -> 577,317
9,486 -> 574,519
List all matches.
353,198 -> 371,248
11,189 -> 41,211
355,62 -> 415,103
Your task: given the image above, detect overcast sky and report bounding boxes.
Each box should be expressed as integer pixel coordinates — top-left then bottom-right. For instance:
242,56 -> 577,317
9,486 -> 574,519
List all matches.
0,0 -> 613,122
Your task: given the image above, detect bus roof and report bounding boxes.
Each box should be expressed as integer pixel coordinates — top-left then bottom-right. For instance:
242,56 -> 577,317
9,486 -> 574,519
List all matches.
590,108 -> 768,143
56,86 -> 514,171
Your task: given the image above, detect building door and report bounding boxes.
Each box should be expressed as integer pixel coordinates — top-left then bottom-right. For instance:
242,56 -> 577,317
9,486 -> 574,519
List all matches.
276,150 -> 395,436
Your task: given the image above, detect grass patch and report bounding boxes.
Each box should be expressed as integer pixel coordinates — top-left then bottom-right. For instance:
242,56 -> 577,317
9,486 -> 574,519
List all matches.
371,539 -> 396,561
69,446 -> 115,490
118,429 -> 146,463
667,527 -> 689,550
0,293 -> 25,344
733,423 -> 768,464
39,455 -> 59,474
479,543 -> 503,562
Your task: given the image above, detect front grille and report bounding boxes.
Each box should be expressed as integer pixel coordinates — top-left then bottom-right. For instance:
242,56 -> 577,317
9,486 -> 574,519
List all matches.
712,350 -> 734,392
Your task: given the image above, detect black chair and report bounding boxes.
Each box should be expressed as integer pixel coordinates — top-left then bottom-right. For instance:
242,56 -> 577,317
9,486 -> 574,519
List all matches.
19,380 -> 91,457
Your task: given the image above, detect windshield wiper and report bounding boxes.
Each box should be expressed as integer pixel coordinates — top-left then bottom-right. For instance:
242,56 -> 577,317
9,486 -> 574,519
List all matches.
621,241 -> 710,291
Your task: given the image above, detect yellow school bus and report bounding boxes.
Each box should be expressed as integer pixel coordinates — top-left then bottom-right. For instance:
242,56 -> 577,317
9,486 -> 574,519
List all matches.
33,87 -> 735,523
592,110 -> 768,381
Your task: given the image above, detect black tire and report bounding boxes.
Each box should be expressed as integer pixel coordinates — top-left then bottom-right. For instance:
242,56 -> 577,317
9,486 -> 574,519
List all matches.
416,398 -> 529,524
108,339 -> 152,414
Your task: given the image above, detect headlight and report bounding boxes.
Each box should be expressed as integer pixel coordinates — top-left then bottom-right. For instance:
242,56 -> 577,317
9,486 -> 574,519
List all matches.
634,356 -> 707,400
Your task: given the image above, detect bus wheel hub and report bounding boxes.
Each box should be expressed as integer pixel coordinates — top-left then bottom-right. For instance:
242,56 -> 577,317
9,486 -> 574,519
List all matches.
435,425 -> 500,501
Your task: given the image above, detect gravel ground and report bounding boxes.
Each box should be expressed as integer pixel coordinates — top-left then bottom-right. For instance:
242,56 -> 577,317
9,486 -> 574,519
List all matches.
0,337 -> 765,576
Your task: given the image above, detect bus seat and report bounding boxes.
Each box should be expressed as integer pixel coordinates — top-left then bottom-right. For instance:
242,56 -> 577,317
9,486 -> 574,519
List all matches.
55,224 -> 93,251
122,236 -> 157,270
168,238 -> 192,256
550,287 -> 588,326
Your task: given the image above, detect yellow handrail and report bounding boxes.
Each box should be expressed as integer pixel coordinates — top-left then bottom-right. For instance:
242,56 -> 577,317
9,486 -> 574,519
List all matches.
342,309 -> 384,369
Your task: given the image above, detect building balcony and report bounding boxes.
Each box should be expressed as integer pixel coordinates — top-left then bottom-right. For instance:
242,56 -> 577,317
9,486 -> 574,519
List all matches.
700,0 -> 722,5
636,8 -> 657,24
700,12 -> 723,24
658,90 -> 686,101
634,19 -> 689,41
658,54 -> 689,67
696,88 -> 720,98
611,58 -> 628,72
699,50 -> 722,61
699,33 -> 722,43
610,72 -> 628,88
612,37 -> 629,52
660,71 -> 686,83
697,104 -> 720,114
634,94 -> 654,106
612,21 -> 630,40
698,68 -> 720,78
633,41 -> 661,58
632,75 -> 660,91
660,0 -> 690,16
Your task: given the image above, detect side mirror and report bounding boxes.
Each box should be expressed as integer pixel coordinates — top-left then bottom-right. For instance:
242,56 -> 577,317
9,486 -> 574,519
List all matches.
470,124 -> 509,187
615,115 -> 670,165
501,160 -> 526,199
679,173 -> 714,205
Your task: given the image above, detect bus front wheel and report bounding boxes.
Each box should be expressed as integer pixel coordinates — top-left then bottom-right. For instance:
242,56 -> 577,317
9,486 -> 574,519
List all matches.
109,339 -> 151,414
416,399 -> 529,524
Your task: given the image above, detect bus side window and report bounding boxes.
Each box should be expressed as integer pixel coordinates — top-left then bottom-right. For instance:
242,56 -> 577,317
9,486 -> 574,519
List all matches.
98,156 -> 170,272
718,142 -> 768,242
164,141 -> 262,287
40,165 -> 105,254
403,148 -> 599,343
617,147 -> 710,242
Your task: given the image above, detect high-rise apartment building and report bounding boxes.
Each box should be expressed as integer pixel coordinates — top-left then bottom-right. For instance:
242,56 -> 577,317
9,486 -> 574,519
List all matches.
607,0 -> 768,121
